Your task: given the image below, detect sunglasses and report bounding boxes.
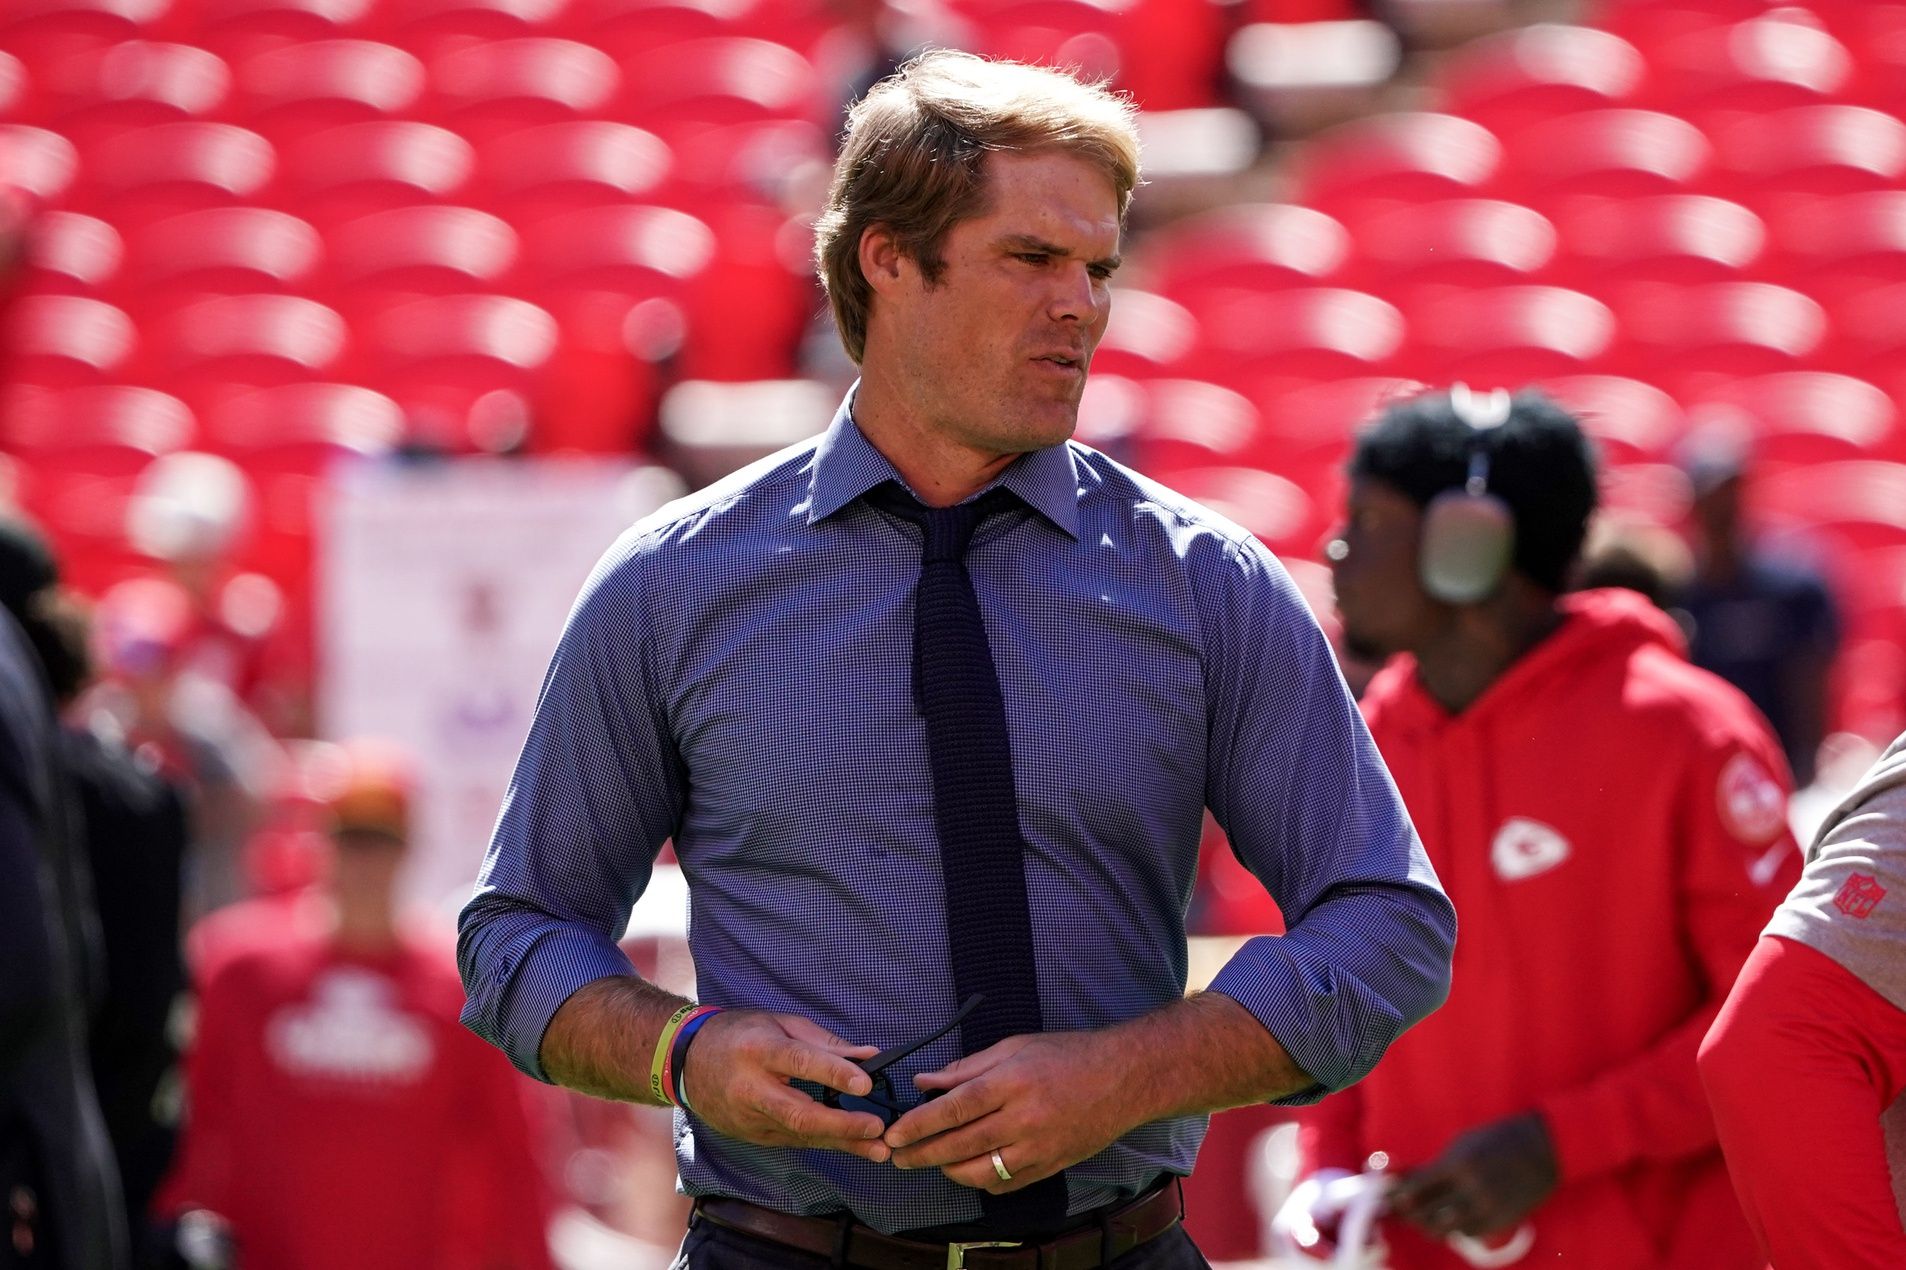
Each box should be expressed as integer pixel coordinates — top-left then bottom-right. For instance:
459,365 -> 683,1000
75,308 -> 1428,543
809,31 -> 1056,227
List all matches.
821,993 -> 984,1128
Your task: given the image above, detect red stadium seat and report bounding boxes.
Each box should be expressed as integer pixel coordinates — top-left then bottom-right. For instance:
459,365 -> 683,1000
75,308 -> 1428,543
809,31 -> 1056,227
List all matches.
559,0 -> 734,61
1497,109 -> 1710,207
40,41 -> 227,146
1596,460 -> 1691,529
0,51 -> 27,119
202,381 -> 403,462
1345,199 -> 1554,300
1087,289 -> 1199,380
1242,375 -> 1424,482
616,37 -> 823,138
1142,465 -> 1321,557
518,203 -> 715,310
277,120 -> 473,220
8,464 -> 149,590
1126,377 -> 1263,471
1709,105 -> 1906,201
1182,287 -> 1405,392
1399,286 -> 1615,385
79,121 -> 274,224
126,206 -> 321,293
1642,10 -> 1851,119
673,202 -> 813,382
230,40 -> 424,139
1765,192 -> 1906,305
151,293 -> 348,401
179,0 -> 373,59
1819,282 -> 1906,395
381,0 -> 567,56
22,211 -> 123,291
1549,195 -> 1764,289
1685,373 -> 1901,466
359,293 -> 558,447
1437,23 -> 1645,134
0,384 -> 194,465
324,205 -> 517,298
660,117 -> 830,208
428,38 -> 616,142
1,295 -> 137,385
1143,204 -> 1350,309
1534,375 -> 1683,466
1753,461 -> 1906,558
474,121 -> 670,218
1605,281 -> 1825,397
0,0 -> 168,62
1295,112 -> 1501,216
0,125 -> 80,206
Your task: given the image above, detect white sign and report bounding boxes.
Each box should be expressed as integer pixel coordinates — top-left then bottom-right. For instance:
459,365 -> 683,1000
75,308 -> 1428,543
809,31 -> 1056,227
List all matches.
318,457 -> 685,917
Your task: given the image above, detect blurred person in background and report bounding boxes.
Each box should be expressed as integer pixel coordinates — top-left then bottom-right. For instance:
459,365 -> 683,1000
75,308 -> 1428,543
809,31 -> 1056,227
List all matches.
462,47 -> 1452,1270
82,575 -> 279,920
163,738 -> 554,1270
1676,423 -> 1841,788
1700,729 -> 1906,1269
15,529 -> 193,1270
1293,388 -> 1798,1269
0,516 -> 129,1270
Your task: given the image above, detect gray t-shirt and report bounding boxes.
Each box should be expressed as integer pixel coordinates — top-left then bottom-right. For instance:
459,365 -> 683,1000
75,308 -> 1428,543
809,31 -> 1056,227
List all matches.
1764,733 -> 1906,1220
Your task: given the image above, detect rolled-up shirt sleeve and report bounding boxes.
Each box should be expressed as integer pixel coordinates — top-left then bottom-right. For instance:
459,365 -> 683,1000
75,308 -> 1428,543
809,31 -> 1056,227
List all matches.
1198,536 -> 1455,1100
458,529 -> 686,1081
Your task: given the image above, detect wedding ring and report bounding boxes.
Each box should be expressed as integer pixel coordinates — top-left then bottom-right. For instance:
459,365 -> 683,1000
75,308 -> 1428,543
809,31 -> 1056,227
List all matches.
990,1150 -> 1013,1182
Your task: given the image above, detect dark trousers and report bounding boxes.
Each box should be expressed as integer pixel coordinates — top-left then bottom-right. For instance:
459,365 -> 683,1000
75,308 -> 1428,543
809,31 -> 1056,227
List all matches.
670,1218 -> 1213,1270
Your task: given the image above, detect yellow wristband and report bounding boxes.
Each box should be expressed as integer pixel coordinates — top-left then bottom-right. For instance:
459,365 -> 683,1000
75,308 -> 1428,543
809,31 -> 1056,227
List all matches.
649,1003 -> 699,1104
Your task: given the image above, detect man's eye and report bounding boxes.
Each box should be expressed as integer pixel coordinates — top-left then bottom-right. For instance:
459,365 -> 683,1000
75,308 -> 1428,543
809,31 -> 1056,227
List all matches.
1015,253 -> 1048,265
1088,265 -> 1114,281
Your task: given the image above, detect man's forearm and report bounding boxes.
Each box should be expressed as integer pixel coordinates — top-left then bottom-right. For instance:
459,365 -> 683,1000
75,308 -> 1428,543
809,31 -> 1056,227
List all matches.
1110,990 -> 1315,1122
539,974 -> 693,1105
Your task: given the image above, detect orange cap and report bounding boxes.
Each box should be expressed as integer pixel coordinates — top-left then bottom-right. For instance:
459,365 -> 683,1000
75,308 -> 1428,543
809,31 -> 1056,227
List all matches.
314,738 -> 416,842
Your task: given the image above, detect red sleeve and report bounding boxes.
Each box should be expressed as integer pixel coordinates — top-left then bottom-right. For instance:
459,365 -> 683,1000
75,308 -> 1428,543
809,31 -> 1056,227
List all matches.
441,1027 -> 557,1270
1296,1080 -> 1366,1175
1538,730 -> 1800,1181
1699,935 -> 1906,1270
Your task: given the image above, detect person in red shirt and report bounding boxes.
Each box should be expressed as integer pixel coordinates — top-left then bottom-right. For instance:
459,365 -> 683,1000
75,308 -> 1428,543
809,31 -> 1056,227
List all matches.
164,740 -> 555,1270
1700,731 -> 1906,1269
1288,387 -> 1799,1269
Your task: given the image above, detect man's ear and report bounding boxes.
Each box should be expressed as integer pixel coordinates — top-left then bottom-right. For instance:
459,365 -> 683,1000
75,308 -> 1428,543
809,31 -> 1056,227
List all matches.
858,224 -> 906,298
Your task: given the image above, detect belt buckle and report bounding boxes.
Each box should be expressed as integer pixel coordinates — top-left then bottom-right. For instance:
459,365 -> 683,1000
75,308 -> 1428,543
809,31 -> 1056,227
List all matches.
945,1240 -> 1020,1270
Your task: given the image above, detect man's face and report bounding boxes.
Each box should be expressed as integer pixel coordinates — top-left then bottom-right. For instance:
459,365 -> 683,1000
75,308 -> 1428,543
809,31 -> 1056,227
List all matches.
1330,478 -> 1445,662
874,149 -> 1121,456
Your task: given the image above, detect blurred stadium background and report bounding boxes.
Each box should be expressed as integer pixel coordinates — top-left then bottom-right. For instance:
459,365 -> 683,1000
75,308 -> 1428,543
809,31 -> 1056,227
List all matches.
3,0 -> 1904,1262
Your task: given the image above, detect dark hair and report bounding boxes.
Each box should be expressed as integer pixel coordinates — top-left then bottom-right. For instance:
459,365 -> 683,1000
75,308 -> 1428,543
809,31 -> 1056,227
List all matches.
1349,387 -> 1599,593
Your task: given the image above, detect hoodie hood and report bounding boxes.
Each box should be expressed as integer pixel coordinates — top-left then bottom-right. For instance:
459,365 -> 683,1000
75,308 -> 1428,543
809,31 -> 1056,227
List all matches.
1370,587 -> 1690,737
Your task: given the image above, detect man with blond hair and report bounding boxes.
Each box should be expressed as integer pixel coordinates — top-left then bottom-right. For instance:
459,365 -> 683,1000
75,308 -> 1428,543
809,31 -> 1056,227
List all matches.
460,50 -> 1455,1269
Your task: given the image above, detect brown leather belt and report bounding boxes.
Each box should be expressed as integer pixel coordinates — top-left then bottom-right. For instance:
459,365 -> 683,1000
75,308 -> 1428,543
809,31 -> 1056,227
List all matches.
693,1180 -> 1184,1270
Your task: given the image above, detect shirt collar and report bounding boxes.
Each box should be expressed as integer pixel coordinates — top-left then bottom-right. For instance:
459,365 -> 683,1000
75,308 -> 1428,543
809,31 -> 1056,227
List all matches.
806,385 -> 1082,540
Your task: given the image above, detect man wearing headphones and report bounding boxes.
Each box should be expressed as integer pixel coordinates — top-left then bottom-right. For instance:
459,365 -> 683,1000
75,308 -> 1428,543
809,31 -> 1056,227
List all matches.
1290,388 -> 1798,1268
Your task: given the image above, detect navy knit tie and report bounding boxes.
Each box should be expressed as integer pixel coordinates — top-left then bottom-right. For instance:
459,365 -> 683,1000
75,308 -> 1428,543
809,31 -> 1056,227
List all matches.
873,482 -> 1067,1228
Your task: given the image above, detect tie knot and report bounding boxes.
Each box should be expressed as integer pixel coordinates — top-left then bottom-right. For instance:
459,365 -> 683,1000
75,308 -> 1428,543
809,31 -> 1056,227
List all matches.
871,484 -> 1015,563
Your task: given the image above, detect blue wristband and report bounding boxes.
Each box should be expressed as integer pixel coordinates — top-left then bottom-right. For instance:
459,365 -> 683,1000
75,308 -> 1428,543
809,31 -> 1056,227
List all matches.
670,1007 -> 720,1113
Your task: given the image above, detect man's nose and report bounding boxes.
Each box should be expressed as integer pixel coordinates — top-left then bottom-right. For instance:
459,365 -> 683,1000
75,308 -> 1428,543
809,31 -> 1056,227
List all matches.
1048,263 -> 1102,323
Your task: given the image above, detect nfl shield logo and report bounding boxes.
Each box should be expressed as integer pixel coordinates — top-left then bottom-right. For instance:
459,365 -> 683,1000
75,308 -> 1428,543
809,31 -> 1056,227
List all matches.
1833,874 -> 1887,920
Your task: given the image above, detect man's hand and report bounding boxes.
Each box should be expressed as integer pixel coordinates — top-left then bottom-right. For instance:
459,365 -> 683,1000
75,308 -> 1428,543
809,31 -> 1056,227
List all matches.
1388,1113 -> 1558,1239
686,1010 -> 893,1163
881,1031 -> 1138,1192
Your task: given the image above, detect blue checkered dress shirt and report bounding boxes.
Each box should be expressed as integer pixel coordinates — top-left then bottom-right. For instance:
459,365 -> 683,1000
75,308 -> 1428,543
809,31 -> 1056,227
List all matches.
459,391 -> 1454,1234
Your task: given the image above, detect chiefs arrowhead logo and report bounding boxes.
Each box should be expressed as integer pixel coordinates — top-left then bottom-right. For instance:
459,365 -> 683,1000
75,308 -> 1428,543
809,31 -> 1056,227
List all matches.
1718,752 -> 1787,846
1491,817 -> 1572,882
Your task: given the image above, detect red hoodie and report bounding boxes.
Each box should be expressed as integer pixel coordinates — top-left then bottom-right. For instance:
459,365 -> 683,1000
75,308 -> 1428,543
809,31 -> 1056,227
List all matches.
1301,589 -> 1800,1270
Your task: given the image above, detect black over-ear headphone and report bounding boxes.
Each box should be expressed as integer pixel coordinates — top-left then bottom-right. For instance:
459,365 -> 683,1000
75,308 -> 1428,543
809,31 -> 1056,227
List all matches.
1418,384 -> 1516,604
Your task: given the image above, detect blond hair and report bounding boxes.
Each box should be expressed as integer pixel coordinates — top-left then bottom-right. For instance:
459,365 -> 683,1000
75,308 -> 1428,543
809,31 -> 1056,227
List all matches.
813,50 -> 1141,364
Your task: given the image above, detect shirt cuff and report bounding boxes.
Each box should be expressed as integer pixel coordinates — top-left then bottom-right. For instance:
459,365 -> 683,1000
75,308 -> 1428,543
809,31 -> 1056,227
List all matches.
465,923 -> 636,1083
1534,1086 -> 1631,1183
1206,934 -> 1405,1105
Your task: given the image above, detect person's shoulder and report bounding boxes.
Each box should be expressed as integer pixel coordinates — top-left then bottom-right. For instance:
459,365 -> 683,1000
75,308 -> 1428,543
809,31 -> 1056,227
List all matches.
592,434 -> 828,580
1625,634 -> 1780,755
1067,442 -> 1270,566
